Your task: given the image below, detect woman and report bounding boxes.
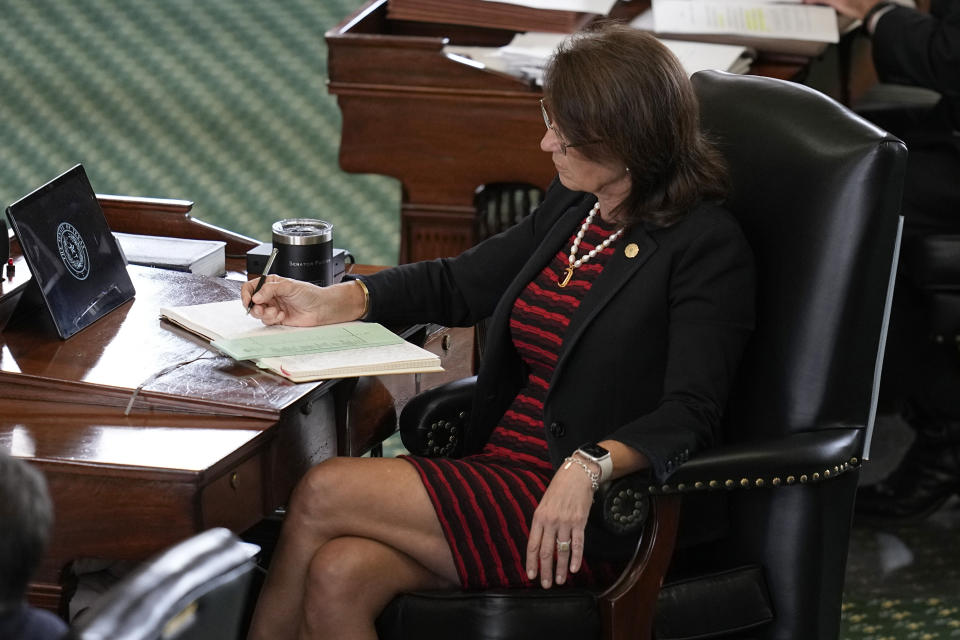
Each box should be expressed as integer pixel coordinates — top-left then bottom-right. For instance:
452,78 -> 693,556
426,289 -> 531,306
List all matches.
245,24 -> 755,640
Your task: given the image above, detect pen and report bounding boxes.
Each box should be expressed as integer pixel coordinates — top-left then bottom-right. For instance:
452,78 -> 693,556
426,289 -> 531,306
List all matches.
246,247 -> 279,315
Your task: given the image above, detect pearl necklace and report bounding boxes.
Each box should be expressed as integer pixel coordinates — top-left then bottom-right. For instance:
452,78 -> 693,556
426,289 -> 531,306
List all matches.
558,202 -> 624,288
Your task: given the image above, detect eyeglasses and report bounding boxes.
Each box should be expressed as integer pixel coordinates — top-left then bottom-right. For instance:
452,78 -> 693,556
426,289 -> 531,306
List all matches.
540,99 -> 603,155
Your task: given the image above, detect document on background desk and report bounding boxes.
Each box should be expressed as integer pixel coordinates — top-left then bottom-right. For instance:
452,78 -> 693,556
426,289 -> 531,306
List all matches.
444,30 -> 752,84
651,0 -> 839,42
481,0 -> 617,12
114,232 -> 226,277
660,39 -> 753,74
159,300 -> 443,382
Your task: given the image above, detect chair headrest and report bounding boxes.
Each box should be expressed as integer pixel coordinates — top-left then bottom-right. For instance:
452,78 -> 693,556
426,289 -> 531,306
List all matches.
690,71 -> 907,440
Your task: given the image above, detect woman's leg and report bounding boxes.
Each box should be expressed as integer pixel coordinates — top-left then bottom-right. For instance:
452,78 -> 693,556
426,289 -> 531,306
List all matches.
247,456 -> 458,640
299,536 -> 451,640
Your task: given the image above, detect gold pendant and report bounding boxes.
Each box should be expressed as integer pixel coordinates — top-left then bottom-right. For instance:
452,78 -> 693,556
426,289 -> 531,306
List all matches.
558,267 -> 574,288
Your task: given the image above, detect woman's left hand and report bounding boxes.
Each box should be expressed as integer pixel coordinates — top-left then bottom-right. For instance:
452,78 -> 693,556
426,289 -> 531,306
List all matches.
525,459 -> 597,588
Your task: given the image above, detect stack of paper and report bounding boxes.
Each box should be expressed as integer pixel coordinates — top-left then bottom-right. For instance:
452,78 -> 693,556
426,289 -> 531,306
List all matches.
660,39 -> 754,75
634,0 -> 844,57
444,30 -> 753,84
160,300 -> 443,382
445,32 -> 565,86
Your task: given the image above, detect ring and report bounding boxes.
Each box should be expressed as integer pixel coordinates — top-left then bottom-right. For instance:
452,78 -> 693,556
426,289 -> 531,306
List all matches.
556,539 -> 571,553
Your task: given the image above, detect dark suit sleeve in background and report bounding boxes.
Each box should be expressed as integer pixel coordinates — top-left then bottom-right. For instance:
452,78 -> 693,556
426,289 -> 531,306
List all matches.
872,0 -> 960,128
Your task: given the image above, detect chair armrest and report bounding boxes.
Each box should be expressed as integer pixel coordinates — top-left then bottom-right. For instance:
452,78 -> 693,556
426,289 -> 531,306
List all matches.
909,234 -> 960,289
597,472 -> 656,536
402,386 -> 864,537
906,234 -> 960,341
399,376 -> 478,458
654,426 -> 863,493
596,426 -> 864,536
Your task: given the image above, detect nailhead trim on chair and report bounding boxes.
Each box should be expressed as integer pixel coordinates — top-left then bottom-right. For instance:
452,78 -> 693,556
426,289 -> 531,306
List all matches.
645,458 -> 861,495
423,412 -> 469,457
602,484 -> 651,535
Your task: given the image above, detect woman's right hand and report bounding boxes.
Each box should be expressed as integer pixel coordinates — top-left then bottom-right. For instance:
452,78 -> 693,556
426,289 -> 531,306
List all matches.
241,276 -> 367,327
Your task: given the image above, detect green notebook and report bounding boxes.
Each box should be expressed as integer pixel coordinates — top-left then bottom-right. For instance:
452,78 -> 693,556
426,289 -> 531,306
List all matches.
159,299 -> 443,382
211,322 -> 403,360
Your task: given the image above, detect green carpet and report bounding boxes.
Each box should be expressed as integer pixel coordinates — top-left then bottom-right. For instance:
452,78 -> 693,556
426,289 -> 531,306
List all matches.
841,502 -> 960,640
0,0 -> 400,265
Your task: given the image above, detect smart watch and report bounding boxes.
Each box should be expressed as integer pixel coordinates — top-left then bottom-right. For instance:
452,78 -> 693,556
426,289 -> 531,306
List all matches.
575,443 -> 613,483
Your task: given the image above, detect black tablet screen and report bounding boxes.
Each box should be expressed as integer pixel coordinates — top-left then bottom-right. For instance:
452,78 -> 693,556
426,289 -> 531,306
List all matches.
5,165 -> 135,339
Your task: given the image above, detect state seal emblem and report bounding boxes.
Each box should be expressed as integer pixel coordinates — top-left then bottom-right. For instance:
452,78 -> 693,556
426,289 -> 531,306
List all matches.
56,222 -> 90,280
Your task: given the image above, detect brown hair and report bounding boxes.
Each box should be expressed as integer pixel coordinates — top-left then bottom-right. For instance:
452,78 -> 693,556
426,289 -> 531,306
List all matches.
543,22 -> 728,227
0,453 -> 54,606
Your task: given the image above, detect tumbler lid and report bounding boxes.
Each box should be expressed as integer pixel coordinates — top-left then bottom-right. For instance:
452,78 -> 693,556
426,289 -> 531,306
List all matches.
272,218 -> 333,245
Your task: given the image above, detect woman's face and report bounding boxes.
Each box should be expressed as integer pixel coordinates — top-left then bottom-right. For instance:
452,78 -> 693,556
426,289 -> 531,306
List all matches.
540,124 -> 630,206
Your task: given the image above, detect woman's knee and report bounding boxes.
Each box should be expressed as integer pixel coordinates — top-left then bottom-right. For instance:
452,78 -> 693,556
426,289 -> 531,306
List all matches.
287,458 -> 355,523
303,538 -> 383,615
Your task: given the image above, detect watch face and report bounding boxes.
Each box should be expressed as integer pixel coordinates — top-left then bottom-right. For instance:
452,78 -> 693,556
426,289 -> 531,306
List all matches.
578,443 -> 609,459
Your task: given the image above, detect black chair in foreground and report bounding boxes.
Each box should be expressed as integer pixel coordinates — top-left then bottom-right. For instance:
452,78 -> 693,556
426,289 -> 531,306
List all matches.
67,528 -> 260,640
375,70 -> 907,640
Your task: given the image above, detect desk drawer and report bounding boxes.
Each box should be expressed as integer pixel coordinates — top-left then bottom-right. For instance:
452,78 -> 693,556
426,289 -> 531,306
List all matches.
200,452 -> 264,530
421,325 -> 474,389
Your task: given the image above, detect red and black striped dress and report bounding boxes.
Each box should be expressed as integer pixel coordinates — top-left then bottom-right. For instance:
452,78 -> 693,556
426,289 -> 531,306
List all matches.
403,212 -> 625,590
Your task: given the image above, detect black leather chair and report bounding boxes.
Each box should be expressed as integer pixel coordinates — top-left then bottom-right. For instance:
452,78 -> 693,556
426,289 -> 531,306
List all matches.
911,234 -> 960,345
67,528 -> 260,640
854,83 -> 960,350
473,182 -> 544,243
376,70 -> 907,640
472,182 -> 545,366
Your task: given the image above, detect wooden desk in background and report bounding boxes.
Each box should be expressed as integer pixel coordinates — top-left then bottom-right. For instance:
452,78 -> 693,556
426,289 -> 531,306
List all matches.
326,0 -> 816,264
0,198 -> 472,612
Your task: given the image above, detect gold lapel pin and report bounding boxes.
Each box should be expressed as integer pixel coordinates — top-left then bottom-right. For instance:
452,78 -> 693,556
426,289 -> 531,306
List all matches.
624,243 -> 639,258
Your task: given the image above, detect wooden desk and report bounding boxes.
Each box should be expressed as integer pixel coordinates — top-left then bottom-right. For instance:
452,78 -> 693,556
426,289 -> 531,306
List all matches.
326,0 -> 810,264
0,200 -> 471,611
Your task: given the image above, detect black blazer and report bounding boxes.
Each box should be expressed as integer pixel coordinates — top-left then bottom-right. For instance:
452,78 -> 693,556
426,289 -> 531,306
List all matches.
362,180 -> 755,484
873,0 -> 960,131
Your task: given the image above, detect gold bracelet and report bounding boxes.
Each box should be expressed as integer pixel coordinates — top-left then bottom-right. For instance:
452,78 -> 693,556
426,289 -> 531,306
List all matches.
563,456 -> 600,491
355,278 -> 370,320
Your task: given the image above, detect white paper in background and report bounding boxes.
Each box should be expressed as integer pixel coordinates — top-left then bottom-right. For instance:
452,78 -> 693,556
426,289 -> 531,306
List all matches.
652,0 -> 839,42
659,39 -> 753,75
631,8 -> 656,30
481,0 -> 618,13
444,31 -> 752,84
706,0 -> 803,3
445,32 -> 567,86
444,46 -> 546,84
501,32 -> 568,58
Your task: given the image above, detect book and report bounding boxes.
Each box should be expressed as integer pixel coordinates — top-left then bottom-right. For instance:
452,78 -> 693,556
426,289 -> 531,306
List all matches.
114,232 -> 226,277
631,0 -> 853,57
651,0 -> 840,43
159,300 -> 444,382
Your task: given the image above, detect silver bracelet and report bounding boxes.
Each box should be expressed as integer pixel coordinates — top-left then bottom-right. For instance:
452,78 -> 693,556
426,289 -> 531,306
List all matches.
563,456 -> 600,491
